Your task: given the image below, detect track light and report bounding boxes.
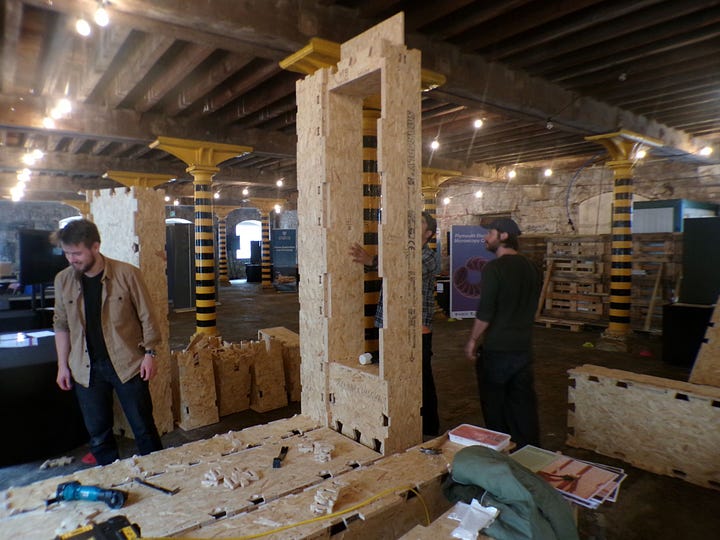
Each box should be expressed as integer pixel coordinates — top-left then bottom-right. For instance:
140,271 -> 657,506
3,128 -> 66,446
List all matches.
242,187 -> 249,196
430,139 -> 440,150
76,18 -> 91,36
473,119 -> 483,129
544,168 -> 553,177
508,169 -> 517,179
699,146 -> 713,156
94,6 -> 109,27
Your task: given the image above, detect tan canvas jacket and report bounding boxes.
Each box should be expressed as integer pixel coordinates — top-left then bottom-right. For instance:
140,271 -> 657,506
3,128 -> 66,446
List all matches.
53,255 -> 161,387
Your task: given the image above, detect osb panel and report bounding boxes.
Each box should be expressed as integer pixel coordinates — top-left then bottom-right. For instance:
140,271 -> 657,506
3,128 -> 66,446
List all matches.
89,187 -> 173,436
259,327 -> 302,402
689,304 -> 720,387
401,506 -> 493,540
249,339 -> 288,413
180,433 -> 459,539
176,349 -> 219,431
0,417 -> 349,539
567,364 -> 720,490
296,65 -> 330,426
340,12 -> 405,65
213,344 -> 252,416
328,363 -> 389,451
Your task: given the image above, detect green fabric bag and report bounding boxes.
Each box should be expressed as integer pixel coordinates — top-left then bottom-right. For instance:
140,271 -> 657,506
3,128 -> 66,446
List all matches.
443,446 -> 579,540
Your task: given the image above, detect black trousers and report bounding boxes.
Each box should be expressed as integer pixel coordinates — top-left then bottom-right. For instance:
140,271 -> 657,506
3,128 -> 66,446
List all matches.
475,347 -> 540,448
422,332 -> 440,436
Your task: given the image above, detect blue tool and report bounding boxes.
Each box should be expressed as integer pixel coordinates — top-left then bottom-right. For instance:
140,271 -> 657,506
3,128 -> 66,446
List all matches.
46,481 -> 127,509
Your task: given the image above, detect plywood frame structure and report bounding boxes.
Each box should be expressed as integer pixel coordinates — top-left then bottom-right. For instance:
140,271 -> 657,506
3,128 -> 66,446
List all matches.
567,364 -> 720,490
296,14 -> 423,456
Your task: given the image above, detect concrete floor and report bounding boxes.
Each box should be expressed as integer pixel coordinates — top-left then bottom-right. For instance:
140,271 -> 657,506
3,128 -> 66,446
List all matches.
2,280 -> 718,539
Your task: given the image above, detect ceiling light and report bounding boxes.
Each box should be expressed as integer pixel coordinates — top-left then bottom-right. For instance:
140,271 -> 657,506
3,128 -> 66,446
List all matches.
94,6 -> 109,27
242,187 -> 249,196
635,149 -> 647,159
699,146 -> 713,156
473,119 -> 483,129
57,98 -> 72,115
276,179 -> 283,187
50,107 -> 62,120
76,18 -> 91,37
17,170 -> 31,182
21,153 -> 36,166
213,192 -> 220,199
430,139 -> 440,150
173,199 -> 179,206
164,195 -> 170,202
546,120 -> 554,130
42,116 -> 55,129
508,169 -> 517,179
32,149 -> 44,160
544,168 -> 553,177
474,190 -> 483,198
443,197 -> 451,205
274,204 -> 282,213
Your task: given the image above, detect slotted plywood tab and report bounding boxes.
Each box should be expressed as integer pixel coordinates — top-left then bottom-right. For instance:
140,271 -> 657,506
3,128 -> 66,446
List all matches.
689,303 -> 720,387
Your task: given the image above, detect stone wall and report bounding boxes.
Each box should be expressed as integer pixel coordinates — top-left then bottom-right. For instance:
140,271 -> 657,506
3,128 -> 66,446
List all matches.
0,201 -> 80,271
437,161 -> 720,240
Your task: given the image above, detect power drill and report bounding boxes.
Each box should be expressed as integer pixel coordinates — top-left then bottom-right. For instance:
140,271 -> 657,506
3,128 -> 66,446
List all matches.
47,481 -> 127,509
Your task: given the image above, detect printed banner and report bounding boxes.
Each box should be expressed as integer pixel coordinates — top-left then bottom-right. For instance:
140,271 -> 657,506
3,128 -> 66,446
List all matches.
450,225 -> 495,318
271,229 -> 297,292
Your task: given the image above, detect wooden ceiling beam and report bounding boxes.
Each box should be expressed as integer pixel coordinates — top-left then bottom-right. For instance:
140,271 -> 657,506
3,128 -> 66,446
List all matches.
232,95 -> 297,130
1,0 -> 23,93
509,0 -> 717,69
164,51 -> 254,117
0,92 -> 296,156
39,13 -> 75,96
101,32 -> 175,109
430,0 -> 530,42
463,0 -> 604,53
188,59 -> 281,119
215,72 -> 298,126
135,42 -> 215,113
77,26 -> 133,102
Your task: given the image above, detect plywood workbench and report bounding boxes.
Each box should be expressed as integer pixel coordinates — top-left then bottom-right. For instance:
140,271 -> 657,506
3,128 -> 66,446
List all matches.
0,416 -> 464,539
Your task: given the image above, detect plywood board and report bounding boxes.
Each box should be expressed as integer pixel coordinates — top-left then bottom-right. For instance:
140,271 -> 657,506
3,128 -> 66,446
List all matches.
213,344 -> 252,416
249,339 -> 288,412
401,505 -> 493,540
567,364 -> 720,490
295,13 -> 423,456
259,327 -> 302,402
180,435 -> 460,539
176,349 -> 219,431
689,303 -> 720,387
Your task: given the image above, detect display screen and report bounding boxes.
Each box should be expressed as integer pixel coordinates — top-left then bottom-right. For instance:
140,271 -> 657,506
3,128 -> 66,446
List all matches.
18,229 -> 68,285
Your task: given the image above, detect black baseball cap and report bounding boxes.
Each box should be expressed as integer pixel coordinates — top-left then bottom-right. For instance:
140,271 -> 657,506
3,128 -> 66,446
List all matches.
487,218 -> 522,236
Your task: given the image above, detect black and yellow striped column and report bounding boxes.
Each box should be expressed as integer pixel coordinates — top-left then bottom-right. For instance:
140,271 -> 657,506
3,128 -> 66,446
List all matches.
249,198 -> 285,290
586,130 -> 662,340
363,106 -> 382,354
421,168 -> 461,253
214,206 -> 238,285
150,137 -> 252,336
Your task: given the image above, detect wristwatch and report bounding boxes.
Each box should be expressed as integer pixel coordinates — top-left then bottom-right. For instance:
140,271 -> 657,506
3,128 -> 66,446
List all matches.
144,349 -> 157,357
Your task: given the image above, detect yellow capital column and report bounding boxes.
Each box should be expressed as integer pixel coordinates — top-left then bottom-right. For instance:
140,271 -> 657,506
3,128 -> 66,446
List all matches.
214,205 -> 239,284
250,198 -> 285,289
421,168 -> 461,252
282,39 -> 445,354
61,199 -> 90,217
103,171 -> 175,190
149,137 -> 252,335
586,130 -> 662,343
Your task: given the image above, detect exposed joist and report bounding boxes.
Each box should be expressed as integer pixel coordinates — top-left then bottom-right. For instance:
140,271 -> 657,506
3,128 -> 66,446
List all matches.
77,25 -> 133,102
1,0 -> 23,93
136,42 -> 215,113
0,93 -> 296,156
216,73 -> 298,126
102,32 -> 175,108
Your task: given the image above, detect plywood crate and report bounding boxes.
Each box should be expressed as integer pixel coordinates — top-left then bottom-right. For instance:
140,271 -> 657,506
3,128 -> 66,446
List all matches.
174,348 -> 219,431
259,326 -> 302,402
248,338 -> 288,413
567,364 -> 720,490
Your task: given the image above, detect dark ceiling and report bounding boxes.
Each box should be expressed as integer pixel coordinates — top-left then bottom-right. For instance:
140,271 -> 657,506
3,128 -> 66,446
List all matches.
1,0 -> 718,204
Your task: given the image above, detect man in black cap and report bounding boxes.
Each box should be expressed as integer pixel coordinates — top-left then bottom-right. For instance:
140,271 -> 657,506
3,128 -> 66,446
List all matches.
464,218 -> 542,448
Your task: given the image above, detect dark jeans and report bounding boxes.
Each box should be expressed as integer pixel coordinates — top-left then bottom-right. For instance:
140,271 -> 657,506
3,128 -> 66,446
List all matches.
422,332 -> 440,436
475,347 -> 540,448
74,357 -> 162,465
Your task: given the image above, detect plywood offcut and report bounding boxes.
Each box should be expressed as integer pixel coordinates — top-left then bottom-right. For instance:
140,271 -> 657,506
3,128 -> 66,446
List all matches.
567,364 -> 720,490
689,303 -> 720,387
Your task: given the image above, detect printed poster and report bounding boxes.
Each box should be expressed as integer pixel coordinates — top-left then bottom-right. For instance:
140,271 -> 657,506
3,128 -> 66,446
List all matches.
271,229 -> 297,292
450,225 -> 495,318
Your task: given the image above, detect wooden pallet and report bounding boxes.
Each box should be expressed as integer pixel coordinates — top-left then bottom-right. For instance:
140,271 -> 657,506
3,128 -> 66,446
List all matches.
535,317 -> 584,332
